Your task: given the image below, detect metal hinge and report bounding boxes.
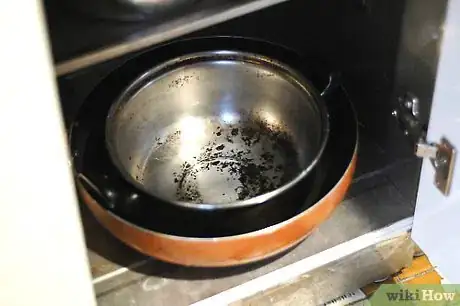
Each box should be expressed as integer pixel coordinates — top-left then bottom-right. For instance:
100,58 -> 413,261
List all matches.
393,92 -> 456,196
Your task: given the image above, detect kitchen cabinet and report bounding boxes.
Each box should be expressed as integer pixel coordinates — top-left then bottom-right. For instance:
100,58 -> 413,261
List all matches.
1,0 -> 459,305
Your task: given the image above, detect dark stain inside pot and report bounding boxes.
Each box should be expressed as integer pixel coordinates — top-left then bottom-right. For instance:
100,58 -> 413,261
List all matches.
133,113 -> 301,205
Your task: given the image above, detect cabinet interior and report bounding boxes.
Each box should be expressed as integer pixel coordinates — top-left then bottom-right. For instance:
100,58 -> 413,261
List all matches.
54,0 -> 432,304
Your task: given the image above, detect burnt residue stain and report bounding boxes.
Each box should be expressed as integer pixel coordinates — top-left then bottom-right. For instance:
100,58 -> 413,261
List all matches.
134,163 -> 145,184
214,126 -> 222,137
172,113 -> 300,204
168,75 -> 194,89
151,130 -> 181,150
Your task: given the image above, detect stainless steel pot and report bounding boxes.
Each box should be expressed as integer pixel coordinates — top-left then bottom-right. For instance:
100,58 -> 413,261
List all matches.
106,50 -> 330,210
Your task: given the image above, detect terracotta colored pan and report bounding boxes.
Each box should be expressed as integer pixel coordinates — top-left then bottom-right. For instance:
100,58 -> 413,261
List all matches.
70,37 -> 358,267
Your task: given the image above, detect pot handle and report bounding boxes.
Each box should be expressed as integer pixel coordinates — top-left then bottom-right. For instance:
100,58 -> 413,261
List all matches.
77,173 -> 116,209
320,72 -> 342,99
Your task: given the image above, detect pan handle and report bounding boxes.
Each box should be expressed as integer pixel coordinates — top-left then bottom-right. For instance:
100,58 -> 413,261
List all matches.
320,72 -> 342,100
77,173 -> 116,209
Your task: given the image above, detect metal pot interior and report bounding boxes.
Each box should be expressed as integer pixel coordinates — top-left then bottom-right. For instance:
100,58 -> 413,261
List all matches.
106,51 -> 328,209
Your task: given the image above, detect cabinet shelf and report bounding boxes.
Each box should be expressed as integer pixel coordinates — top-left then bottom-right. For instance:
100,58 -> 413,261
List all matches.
46,0 -> 288,76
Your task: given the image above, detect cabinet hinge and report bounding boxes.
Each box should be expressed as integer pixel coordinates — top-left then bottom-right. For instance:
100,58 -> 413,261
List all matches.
393,92 -> 456,196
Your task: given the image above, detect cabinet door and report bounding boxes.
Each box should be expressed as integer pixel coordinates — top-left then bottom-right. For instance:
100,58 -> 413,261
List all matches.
0,0 -> 95,305
412,0 -> 460,284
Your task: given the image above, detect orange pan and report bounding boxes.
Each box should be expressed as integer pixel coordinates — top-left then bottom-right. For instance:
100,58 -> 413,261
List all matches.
70,37 -> 357,267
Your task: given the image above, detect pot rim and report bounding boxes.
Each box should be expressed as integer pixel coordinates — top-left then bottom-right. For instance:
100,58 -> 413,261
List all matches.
105,50 -> 331,210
